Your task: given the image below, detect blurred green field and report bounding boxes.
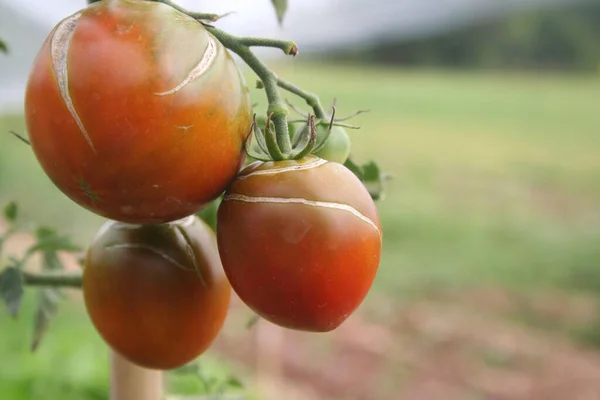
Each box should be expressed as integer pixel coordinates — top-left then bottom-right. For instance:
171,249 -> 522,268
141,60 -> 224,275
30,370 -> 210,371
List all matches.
1,64 -> 600,398
278,63 -> 600,294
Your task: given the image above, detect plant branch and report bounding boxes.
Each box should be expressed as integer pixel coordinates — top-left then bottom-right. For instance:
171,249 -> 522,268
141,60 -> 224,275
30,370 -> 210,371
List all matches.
207,26 -> 293,156
22,271 -> 83,289
278,78 -> 327,119
238,37 -> 298,56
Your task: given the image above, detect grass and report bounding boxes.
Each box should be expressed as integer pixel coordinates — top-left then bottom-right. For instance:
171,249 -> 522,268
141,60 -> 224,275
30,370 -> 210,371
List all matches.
266,63 -> 600,295
0,294 -> 109,399
0,292 -> 243,399
1,64 -> 600,397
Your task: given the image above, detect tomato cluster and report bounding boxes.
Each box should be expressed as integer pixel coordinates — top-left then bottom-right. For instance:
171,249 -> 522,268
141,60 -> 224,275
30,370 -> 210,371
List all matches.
25,0 -> 381,370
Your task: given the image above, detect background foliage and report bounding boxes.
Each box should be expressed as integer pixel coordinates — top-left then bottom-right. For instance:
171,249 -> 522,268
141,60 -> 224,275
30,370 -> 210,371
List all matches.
333,1 -> 600,71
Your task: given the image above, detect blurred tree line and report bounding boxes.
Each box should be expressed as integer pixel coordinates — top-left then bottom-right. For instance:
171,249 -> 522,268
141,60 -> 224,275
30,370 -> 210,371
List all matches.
334,1 -> 600,71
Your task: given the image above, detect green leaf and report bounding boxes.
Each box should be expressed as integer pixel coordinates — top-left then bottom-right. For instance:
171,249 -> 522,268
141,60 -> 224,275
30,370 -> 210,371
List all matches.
0,267 -> 24,318
226,377 -> 244,389
31,288 -> 60,352
35,226 -> 57,239
271,0 -> 288,24
362,161 -> 381,182
196,197 -> 222,231
344,158 -> 389,200
4,202 -> 18,222
0,38 -> 7,54
37,231 -> 66,271
42,251 -> 65,271
344,158 -> 364,180
27,234 -> 81,255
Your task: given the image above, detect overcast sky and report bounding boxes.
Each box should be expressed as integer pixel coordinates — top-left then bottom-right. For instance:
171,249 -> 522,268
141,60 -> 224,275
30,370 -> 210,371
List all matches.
9,0 -> 315,38
0,0 -> 575,111
5,0 -> 575,51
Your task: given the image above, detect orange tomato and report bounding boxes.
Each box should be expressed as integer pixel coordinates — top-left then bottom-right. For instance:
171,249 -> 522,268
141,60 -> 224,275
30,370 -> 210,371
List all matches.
83,216 -> 231,370
217,156 -> 382,332
25,0 -> 252,223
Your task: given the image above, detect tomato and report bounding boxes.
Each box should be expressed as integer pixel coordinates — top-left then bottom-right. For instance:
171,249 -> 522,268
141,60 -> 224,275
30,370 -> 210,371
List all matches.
216,156 -> 382,332
291,121 -> 351,164
25,0 -> 252,224
83,216 -> 231,370
314,124 -> 351,164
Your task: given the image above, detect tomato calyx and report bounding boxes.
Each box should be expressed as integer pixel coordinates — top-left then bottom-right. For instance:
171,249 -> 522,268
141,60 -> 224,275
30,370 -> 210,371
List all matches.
246,105 -> 352,162
245,112 -> 319,162
245,99 -> 368,164
287,99 -> 369,131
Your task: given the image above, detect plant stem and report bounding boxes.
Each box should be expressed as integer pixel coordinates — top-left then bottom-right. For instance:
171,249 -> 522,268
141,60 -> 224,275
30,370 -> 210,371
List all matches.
208,27 -> 293,157
277,78 -> 327,119
23,271 -> 83,289
238,38 -> 298,56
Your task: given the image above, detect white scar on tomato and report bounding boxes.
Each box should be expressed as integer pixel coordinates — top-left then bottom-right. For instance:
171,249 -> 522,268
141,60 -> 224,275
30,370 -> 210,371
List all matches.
238,158 -> 328,180
51,12 -> 96,152
105,243 -> 196,272
173,225 -> 207,286
155,36 -> 217,96
223,193 -> 381,236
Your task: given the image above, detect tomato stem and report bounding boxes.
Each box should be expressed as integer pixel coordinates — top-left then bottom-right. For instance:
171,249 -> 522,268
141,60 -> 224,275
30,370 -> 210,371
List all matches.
277,78 -> 327,120
238,38 -> 298,56
207,26 -> 293,157
22,271 -> 83,289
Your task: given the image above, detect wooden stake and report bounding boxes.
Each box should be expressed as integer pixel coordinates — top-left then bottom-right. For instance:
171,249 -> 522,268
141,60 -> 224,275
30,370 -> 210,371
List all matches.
256,320 -> 285,400
110,351 -> 163,400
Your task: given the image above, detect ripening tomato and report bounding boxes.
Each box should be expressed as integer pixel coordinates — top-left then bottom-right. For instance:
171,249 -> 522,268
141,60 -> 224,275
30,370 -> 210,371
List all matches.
217,156 -> 382,332
314,125 -> 351,164
83,216 -> 231,370
25,0 -> 252,224
291,121 -> 351,164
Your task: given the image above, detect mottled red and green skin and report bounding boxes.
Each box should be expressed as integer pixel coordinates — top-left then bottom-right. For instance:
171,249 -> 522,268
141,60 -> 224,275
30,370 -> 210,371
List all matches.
25,0 -> 252,223
83,217 -> 231,370
217,156 -> 382,332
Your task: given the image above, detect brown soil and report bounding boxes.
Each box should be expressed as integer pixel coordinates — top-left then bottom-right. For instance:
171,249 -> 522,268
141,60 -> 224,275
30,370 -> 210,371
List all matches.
6,224 -> 600,400
214,289 -> 600,400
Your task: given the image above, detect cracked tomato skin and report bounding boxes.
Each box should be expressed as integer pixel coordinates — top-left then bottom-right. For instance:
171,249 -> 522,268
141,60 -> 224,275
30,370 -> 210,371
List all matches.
83,216 -> 231,370
24,0 -> 252,223
217,156 -> 382,332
